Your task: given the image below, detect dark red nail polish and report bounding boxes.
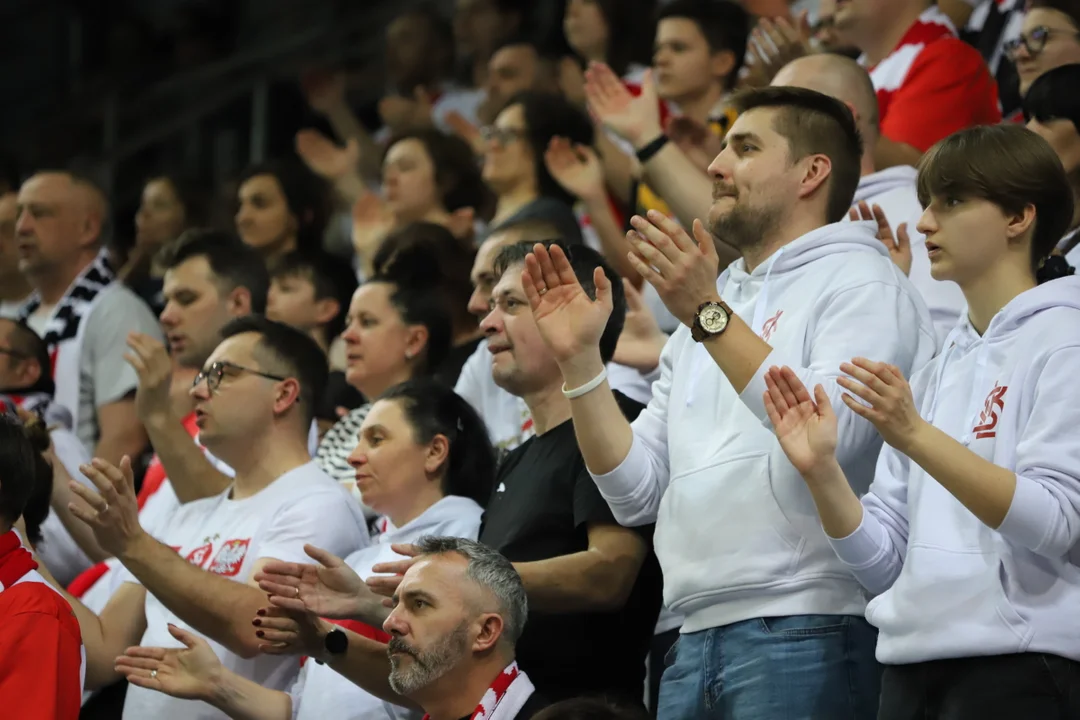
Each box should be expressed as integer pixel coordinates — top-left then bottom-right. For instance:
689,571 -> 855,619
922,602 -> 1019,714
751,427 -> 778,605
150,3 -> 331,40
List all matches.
256,609 -> 266,617
253,619 -> 262,626
256,630 -> 265,638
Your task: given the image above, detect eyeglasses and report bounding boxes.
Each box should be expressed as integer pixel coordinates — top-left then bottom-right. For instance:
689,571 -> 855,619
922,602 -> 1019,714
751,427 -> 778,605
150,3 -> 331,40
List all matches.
1004,26 -> 1080,60
192,361 -> 289,393
479,125 -> 528,145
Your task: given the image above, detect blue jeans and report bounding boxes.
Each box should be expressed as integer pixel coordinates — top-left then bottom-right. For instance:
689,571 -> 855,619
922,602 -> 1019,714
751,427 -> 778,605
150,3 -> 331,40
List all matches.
656,615 -> 882,720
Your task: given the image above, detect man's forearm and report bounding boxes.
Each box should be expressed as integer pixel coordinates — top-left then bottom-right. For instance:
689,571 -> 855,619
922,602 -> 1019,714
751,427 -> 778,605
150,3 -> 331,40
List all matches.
514,550 -> 639,613
325,629 -> 419,710
701,311 -> 774,393
559,351 -> 635,476
121,536 -> 266,658
94,427 -> 148,468
207,668 -> 293,720
144,413 -> 231,504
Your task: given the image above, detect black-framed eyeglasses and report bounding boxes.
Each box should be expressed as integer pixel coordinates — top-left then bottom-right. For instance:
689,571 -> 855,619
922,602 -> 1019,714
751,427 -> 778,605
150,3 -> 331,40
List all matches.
479,125 -> 528,145
192,361 -> 289,393
1004,26 -> 1080,60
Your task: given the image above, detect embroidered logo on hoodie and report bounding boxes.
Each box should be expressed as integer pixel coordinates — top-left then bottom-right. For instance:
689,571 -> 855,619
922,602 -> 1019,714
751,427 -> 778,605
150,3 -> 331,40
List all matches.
972,384 -> 1008,439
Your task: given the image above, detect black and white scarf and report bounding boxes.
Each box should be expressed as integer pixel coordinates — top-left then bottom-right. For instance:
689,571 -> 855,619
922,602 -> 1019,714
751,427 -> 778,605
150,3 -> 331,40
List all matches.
17,250 -> 115,431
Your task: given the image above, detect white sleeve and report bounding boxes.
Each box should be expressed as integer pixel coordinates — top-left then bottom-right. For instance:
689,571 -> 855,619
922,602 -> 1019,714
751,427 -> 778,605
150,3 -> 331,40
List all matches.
588,335 -> 675,526
453,341 -> 490,413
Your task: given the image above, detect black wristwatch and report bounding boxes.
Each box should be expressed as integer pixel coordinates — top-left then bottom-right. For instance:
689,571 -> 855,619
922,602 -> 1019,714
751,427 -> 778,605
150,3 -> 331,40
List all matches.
323,628 -> 348,659
691,300 -> 733,342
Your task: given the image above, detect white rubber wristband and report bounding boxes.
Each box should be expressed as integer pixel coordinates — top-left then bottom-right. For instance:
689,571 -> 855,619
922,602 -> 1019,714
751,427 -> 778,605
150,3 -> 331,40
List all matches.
562,367 -> 608,399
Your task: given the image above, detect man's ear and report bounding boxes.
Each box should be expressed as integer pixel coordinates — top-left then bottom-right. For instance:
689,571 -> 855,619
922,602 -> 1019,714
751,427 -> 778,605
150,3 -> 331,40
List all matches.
472,613 -> 505,654
227,286 -> 255,317
313,297 -> 340,328
16,358 -> 42,389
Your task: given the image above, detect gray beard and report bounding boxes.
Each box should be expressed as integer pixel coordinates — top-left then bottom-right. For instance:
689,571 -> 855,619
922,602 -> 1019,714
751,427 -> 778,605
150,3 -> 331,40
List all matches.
387,622 -> 471,695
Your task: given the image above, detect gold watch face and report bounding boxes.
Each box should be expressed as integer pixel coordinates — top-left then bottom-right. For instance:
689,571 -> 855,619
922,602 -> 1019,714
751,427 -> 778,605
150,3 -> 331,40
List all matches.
699,305 -> 728,334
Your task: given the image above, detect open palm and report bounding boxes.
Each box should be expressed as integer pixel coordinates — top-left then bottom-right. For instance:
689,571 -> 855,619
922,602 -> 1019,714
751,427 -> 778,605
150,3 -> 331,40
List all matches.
523,244 -> 612,365
762,367 -> 838,477
583,63 -> 661,147
115,625 -> 221,701
256,545 -> 369,620
351,193 -> 395,257
295,129 -> 360,181
544,137 -> 604,202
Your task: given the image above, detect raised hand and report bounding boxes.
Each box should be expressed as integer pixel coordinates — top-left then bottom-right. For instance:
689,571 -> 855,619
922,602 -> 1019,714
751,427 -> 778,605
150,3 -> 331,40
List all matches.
351,192 -> 396,265
544,136 -> 605,203
295,129 -> 361,182
612,278 -> 668,373
124,332 -> 174,424
626,212 -> 721,327
115,624 -> 222,701
667,117 -> 722,174
252,605 -> 326,657
254,544 -> 373,620
838,358 -> 925,452
584,63 -> 663,148
849,201 -> 912,276
742,13 -> 813,89
367,543 -> 421,599
522,244 -> 613,369
68,456 -> 145,559
763,366 -> 839,478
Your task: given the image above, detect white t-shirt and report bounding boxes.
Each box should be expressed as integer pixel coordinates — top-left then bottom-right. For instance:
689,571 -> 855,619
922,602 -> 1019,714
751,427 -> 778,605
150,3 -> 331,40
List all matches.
121,462 -> 370,720
290,495 -> 483,720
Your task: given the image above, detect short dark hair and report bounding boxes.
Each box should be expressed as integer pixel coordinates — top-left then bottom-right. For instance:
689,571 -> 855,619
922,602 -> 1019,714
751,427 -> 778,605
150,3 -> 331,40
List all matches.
0,414 -> 39,528
144,173 -> 211,228
532,697 -> 652,720
2,319 -> 54,396
566,0 -> 657,77
372,222 -> 477,332
1028,0 -> 1080,28
656,0 -> 750,89
378,380 -> 495,507
731,86 -> 863,223
19,416 -> 52,546
502,91 -> 595,206
916,124 -> 1074,278
218,315 -> 329,427
158,229 -> 270,314
369,260 -> 455,377
237,159 -> 331,255
492,242 -> 625,363
270,251 -> 358,339
1023,63 -> 1080,135
383,129 -> 495,221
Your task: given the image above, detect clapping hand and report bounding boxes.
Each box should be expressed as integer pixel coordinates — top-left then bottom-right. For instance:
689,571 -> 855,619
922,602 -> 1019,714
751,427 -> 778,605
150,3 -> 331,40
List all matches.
742,13 -> 814,89
115,624 -> 222,701
351,192 -> 396,266
612,279 -> 668,373
295,129 -> 361,182
584,63 -> 663,149
837,358 -> 924,452
68,456 -> 145,559
762,366 -> 839,480
544,136 -> 605,203
125,332 -> 174,424
849,201 -> 912,276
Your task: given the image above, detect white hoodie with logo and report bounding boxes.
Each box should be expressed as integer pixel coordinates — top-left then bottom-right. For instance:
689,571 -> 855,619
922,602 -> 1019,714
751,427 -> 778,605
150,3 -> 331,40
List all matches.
850,166 -> 967,348
592,221 -> 938,633
830,276 -> 1080,664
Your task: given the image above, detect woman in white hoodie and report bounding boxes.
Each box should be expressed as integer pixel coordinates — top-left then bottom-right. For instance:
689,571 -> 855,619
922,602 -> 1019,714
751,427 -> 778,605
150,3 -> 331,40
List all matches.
763,123 -> 1080,719
115,379 -> 495,720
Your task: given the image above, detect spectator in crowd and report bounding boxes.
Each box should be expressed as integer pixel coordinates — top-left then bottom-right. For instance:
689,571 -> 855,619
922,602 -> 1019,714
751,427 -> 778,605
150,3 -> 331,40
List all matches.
0,191 -> 31,318
119,174 -> 209,316
235,159 -> 331,264
0,415 -> 83,720
454,0 -> 528,89
46,317 -> 368,719
367,241 -> 661,703
1009,0 -> 1080,98
1025,63 -> 1080,266
524,87 -> 936,718
120,537 -> 549,719
959,0 -> 1025,120
15,170 -> 163,462
267,250 -> 363,426
372,223 -> 480,385
832,0 -> 1001,168
0,318 -> 107,587
475,39 -> 565,127
563,0 -> 656,81
772,53 -> 966,346
483,91 -> 593,240
315,256 -> 452,506
764,123 -> 1080,719
133,380 -> 496,719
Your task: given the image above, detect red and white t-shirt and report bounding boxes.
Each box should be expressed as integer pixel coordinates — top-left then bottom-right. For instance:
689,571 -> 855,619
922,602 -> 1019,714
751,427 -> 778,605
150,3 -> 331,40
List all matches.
865,7 -> 1001,152
122,462 -> 369,720
0,530 -> 83,719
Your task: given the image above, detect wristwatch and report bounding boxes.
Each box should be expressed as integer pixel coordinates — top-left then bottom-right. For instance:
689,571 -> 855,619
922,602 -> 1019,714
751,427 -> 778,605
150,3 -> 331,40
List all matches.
323,628 -> 348,658
691,300 -> 733,342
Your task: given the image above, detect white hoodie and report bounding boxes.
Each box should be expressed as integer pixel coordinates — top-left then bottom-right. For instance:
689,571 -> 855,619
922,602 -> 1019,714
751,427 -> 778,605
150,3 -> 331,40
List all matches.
830,276 -> 1080,664
851,166 -> 967,348
291,495 -> 484,720
592,221 -> 938,633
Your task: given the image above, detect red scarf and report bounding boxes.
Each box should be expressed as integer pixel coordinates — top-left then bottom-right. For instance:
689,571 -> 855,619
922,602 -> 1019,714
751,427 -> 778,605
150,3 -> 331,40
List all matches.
423,662 -> 535,720
0,531 -> 38,591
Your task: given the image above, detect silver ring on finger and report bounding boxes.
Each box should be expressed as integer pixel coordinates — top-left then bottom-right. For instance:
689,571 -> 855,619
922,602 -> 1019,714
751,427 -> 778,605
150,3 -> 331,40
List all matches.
538,287 -> 548,296
151,669 -> 158,679
295,586 -> 300,598
102,502 -> 109,513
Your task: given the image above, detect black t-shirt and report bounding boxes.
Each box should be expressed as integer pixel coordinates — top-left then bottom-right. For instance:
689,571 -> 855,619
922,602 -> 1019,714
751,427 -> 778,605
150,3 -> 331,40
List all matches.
479,392 -> 663,704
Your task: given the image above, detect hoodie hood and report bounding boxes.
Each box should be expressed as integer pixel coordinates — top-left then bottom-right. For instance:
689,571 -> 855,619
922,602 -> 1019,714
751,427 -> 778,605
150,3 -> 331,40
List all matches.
852,166 -> 919,204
